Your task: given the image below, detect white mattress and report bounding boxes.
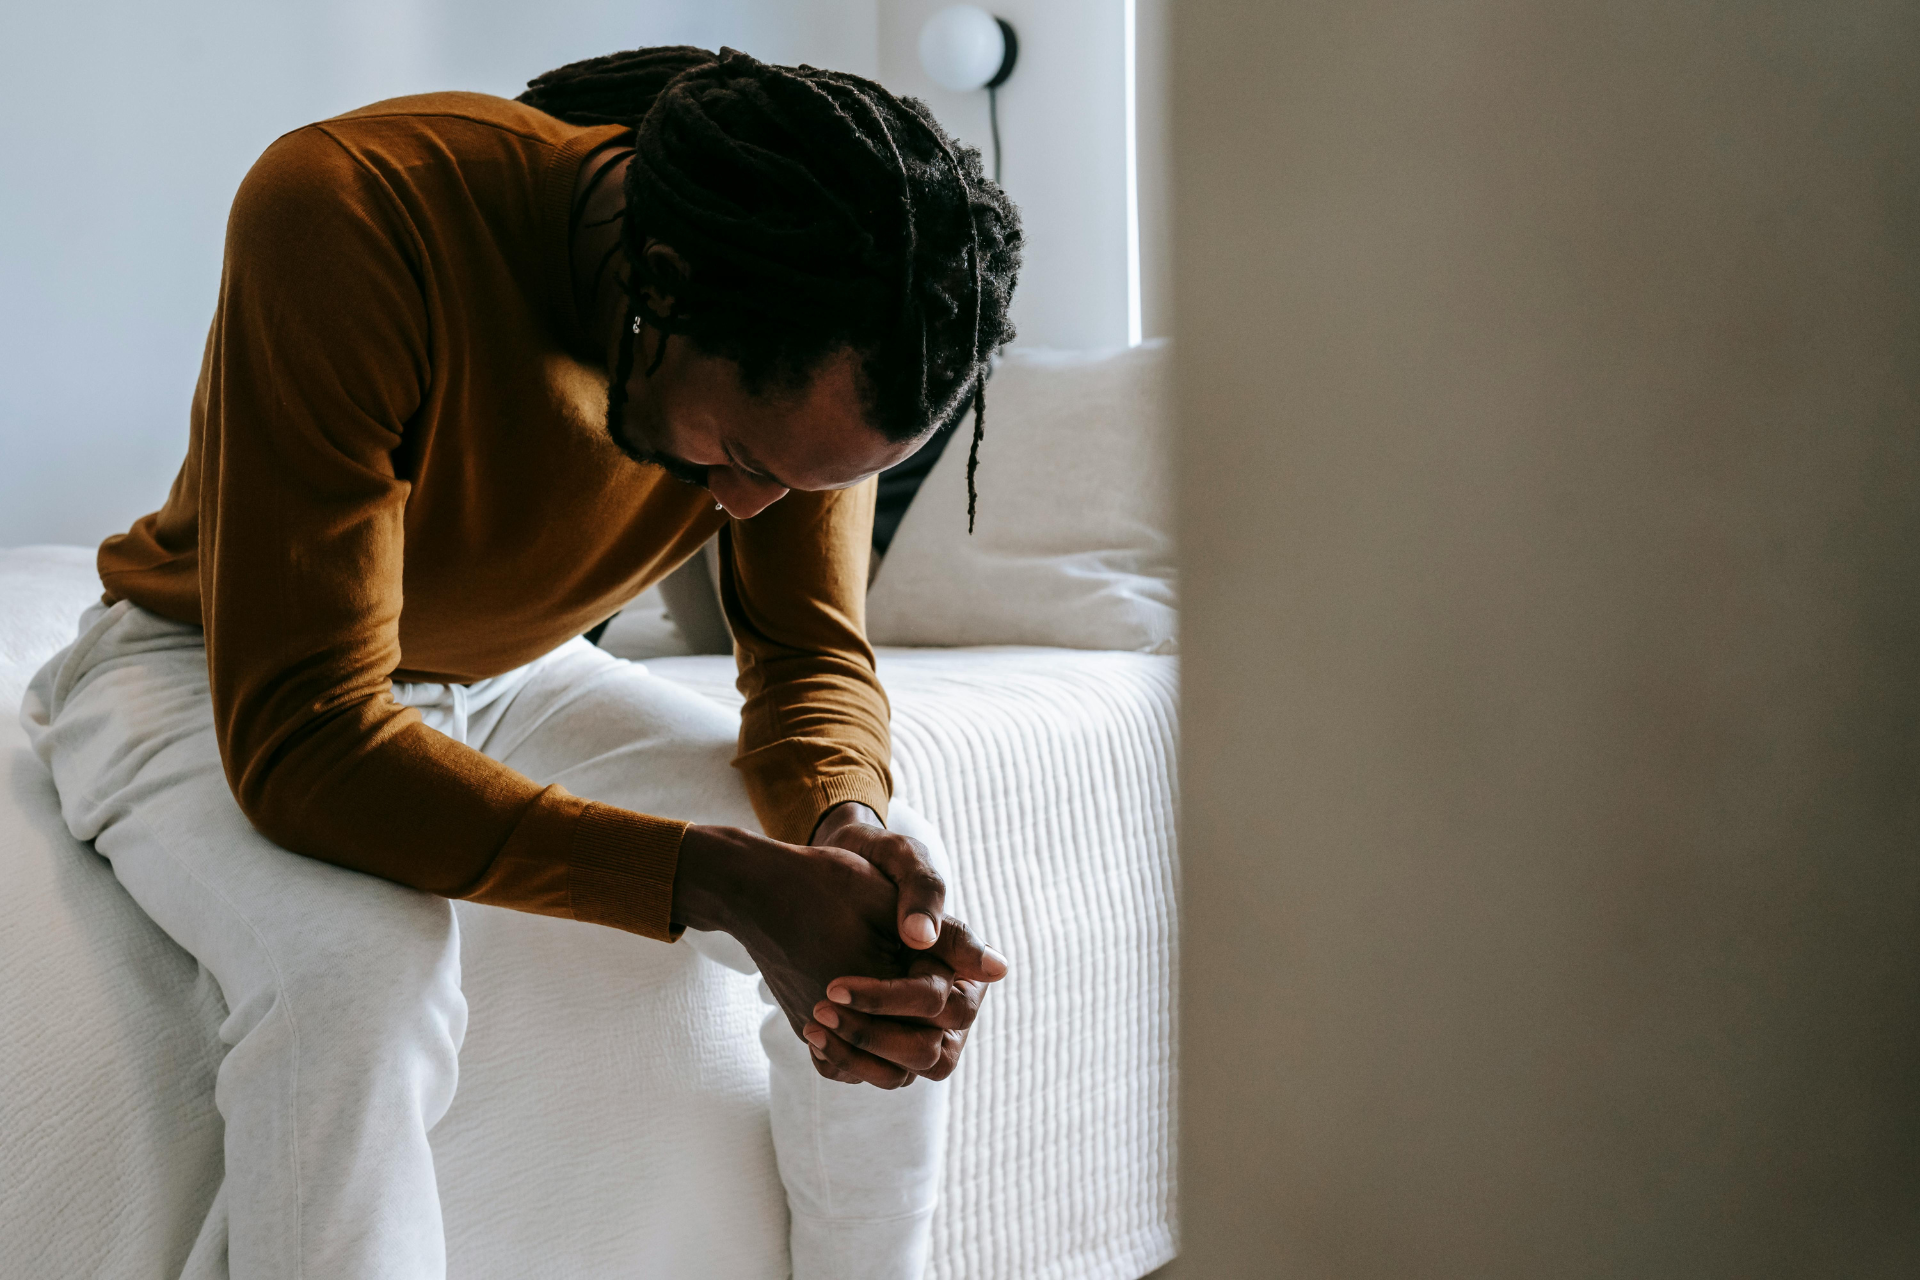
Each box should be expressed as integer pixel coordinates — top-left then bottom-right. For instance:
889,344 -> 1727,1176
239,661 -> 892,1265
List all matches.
0,546 -> 1177,1279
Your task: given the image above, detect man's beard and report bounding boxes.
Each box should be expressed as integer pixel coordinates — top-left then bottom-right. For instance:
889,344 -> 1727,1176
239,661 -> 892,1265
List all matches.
606,395 -> 712,491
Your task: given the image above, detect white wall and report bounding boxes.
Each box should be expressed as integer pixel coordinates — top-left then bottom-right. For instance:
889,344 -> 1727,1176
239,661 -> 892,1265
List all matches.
1,0 -> 1144,547
877,1 -> 1133,351
0,0 -> 876,548
1134,0 -> 1171,342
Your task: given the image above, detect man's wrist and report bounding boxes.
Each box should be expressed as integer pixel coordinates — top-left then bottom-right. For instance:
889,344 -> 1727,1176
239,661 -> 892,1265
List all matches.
812,800 -> 882,845
672,824 -> 764,936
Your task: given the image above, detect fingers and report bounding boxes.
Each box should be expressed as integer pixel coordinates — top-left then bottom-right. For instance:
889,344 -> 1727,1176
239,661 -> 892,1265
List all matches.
855,832 -> 947,950
917,1028 -> 968,1082
808,971 -> 991,1083
825,966 -> 985,1032
941,979 -> 986,1033
826,955 -> 955,1019
810,1052 -> 861,1086
885,844 -> 944,950
807,1043 -> 870,1087
811,1003 -> 946,1073
826,968 -> 951,1019
803,1020 -> 917,1088
924,916 -> 1009,983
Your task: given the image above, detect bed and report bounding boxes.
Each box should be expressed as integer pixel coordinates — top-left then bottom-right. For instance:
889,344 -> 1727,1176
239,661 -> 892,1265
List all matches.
0,543 -> 1178,1279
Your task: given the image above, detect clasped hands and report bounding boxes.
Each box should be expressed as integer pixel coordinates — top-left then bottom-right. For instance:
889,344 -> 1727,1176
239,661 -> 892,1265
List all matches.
672,801 -> 1007,1089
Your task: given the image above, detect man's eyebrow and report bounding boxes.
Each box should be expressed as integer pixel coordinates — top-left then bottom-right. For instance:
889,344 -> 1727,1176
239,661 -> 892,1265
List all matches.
728,442 -> 796,491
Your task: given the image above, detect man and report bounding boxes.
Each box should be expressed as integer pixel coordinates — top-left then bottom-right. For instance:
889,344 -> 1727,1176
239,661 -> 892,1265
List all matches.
22,45 -> 1023,1280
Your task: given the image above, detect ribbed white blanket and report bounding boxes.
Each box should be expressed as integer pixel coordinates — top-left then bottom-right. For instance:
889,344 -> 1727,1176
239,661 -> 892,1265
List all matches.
650,650 -> 1180,1280
0,547 -> 1176,1279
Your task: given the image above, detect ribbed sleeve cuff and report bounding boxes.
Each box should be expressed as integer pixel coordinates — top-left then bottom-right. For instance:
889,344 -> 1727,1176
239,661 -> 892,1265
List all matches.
766,774 -> 893,846
568,803 -> 689,942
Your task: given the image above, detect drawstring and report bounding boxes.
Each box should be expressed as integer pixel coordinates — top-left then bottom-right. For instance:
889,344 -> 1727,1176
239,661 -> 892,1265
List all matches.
448,682 -> 471,746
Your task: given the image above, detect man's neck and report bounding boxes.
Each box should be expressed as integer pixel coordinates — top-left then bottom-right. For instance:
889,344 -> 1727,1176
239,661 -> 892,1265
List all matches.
569,147 -> 634,369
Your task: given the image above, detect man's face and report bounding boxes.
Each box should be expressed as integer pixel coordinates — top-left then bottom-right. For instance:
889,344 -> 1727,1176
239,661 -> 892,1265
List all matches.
613,340 -> 923,519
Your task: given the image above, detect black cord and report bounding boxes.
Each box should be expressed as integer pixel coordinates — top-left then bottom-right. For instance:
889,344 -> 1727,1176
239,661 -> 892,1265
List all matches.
985,17 -> 1018,187
989,84 -> 1002,183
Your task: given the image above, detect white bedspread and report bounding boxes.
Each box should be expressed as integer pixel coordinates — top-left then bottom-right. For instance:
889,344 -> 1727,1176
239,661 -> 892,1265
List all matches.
0,547 -> 1176,1279
648,651 -> 1180,1280
2,547 -> 229,1276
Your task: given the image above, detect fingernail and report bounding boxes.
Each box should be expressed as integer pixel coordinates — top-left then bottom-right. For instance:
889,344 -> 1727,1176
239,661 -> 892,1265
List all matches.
827,984 -> 852,1005
804,1025 -> 827,1049
815,1005 -> 839,1029
810,1044 -> 826,1060
981,945 -> 1009,977
904,912 -> 938,948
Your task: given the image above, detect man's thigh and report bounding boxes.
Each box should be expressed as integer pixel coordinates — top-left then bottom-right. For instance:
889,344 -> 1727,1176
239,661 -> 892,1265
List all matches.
27,602 -> 459,1030
478,640 -> 957,951
477,640 -> 761,831
478,640 -> 951,873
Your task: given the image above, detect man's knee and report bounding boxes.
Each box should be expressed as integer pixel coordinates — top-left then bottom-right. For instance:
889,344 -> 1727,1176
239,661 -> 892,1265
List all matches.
495,665 -> 757,829
225,888 -> 465,1080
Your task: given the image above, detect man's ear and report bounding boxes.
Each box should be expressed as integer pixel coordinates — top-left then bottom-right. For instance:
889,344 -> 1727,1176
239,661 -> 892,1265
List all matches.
638,241 -> 691,315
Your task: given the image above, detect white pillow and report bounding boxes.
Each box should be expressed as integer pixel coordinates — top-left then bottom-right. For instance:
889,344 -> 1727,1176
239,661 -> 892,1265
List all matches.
866,340 -> 1176,653
591,582 -> 696,662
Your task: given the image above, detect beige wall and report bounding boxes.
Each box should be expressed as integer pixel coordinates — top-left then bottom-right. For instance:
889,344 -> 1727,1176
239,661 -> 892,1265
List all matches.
1171,2 -> 1920,1276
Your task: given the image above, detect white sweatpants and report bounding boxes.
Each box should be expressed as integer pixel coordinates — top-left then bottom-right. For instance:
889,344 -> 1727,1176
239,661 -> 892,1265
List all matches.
21,600 -> 946,1280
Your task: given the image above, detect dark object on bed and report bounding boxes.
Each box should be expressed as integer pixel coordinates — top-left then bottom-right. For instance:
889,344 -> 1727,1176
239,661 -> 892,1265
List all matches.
587,424 -> 954,650
873,418 -> 958,557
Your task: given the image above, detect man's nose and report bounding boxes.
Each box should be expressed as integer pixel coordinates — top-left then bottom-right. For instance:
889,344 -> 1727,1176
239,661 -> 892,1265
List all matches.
709,466 -> 789,519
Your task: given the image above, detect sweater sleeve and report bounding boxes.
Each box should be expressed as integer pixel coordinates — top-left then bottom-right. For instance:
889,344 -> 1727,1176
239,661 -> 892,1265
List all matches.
179,125 -> 685,940
720,480 -> 894,844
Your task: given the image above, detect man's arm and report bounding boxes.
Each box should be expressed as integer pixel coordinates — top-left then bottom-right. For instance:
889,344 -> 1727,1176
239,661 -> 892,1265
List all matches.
802,802 -> 1007,1086
658,804 -> 1006,1090
174,124 -> 687,939
718,489 -> 894,843
720,498 -> 1009,1085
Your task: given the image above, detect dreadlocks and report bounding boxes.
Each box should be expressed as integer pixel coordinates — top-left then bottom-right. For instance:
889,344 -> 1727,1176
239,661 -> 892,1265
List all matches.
519,46 -> 1022,531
